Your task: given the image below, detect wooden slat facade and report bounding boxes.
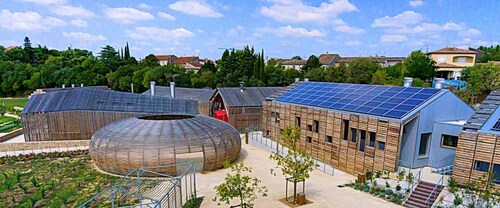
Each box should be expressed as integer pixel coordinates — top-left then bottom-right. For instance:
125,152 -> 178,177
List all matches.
262,101 -> 403,175
453,131 -> 500,186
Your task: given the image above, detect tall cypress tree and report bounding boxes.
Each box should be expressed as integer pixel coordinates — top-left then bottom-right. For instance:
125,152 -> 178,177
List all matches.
23,37 -> 35,63
260,49 -> 265,80
124,42 -> 130,59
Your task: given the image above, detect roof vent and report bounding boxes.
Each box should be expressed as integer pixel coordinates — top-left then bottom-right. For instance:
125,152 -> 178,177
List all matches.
403,77 -> 413,87
295,78 -> 299,82
150,81 -> 155,96
239,81 -> 245,92
304,78 -> 309,82
62,84 -> 65,88
434,78 -> 445,89
80,84 -> 84,88
170,82 -> 176,98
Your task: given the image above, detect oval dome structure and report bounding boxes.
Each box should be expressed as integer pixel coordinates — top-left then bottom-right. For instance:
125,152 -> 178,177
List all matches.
89,114 -> 241,176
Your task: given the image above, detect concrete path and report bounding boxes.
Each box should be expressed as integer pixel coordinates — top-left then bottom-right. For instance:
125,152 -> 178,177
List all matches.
197,141 -> 402,208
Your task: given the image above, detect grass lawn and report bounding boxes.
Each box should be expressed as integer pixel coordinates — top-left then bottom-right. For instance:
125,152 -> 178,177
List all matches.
0,98 -> 29,112
0,116 -> 15,125
0,151 -> 119,207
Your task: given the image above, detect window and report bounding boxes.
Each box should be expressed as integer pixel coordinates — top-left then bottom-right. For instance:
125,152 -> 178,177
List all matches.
306,136 -> 312,143
378,141 -> 385,150
359,130 -> 366,152
342,120 -> 349,141
313,120 -> 319,133
351,128 -> 357,143
419,133 -> 431,157
275,113 -> 280,124
474,160 -> 490,172
493,164 -> 500,184
271,112 -> 275,117
441,134 -> 459,148
326,135 -> 333,143
457,57 -> 466,63
296,116 -> 301,127
307,125 -> 313,131
266,130 -> 270,136
369,132 -> 376,147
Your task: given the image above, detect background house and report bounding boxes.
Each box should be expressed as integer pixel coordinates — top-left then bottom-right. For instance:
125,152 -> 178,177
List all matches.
154,55 -> 177,66
428,47 -> 477,80
276,59 -> 307,70
172,56 -> 212,71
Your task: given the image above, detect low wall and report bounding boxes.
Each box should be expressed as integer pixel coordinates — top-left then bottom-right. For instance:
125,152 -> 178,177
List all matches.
0,140 -> 89,152
0,128 -> 23,142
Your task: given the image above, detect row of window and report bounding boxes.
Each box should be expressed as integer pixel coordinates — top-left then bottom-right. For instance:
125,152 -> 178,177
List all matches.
474,160 -> 500,184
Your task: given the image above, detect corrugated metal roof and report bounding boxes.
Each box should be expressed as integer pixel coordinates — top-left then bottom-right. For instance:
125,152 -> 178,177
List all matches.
22,88 -> 199,114
142,86 -> 214,102
463,91 -> 500,131
216,87 -> 285,107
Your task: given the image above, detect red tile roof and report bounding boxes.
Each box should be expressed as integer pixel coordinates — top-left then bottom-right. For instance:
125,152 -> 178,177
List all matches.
429,47 -> 477,54
154,55 -> 177,61
172,56 -> 199,64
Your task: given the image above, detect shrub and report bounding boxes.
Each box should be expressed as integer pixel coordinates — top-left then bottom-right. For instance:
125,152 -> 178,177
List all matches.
369,189 -> 375,194
396,184 -> 401,191
374,171 -> 382,178
385,189 -> 394,196
406,172 -> 414,184
363,187 -> 370,192
373,180 -> 378,187
385,181 -> 390,188
397,170 -> 405,181
454,196 -> 463,206
378,192 -> 385,198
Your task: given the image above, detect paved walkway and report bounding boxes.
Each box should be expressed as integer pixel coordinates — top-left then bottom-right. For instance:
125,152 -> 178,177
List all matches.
197,141 -> 401,208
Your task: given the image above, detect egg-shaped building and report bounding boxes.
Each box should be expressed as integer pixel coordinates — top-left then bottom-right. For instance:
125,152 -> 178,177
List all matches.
89,114 -> 241,176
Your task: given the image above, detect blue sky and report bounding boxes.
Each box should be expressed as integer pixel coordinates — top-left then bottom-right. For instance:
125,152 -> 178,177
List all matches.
1,0 -> 499,60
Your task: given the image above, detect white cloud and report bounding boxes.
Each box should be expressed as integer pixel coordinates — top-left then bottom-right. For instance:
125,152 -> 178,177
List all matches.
345,40 -> 361,46
70,19 -> 88,27
138,3 -> 153,9
126,27 -> 195,41
20,0 -> 66,5
62,32 -> 107,41
228,25 -> 243,36
256,25 -> 325,37
409,0 -> 424,7
372,11 -> 422,27
458,28 -> 481,37
380,34 -> 407,43
52,5 -> 95,18
158,12 -> 175,20
0,9 -> 66,30
261,0 -> 358,23
169,0 -> 223,18
393,22 -> 464,34
335,24 -> 364,34
104,7 -> 154,23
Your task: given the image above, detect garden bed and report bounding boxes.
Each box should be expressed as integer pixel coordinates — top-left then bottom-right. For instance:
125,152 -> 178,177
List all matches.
0,150 -> 119,207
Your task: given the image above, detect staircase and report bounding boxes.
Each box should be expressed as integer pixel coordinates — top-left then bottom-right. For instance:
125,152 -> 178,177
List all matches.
404,181 -> 443,208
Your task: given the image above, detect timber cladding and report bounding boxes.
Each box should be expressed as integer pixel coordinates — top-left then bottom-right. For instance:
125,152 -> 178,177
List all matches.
262,101 -> 402,175
453,131 -> 500,186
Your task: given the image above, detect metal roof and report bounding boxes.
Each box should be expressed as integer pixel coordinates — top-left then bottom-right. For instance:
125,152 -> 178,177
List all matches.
23,88 -> 199,114
273,81 -> 444,119
463,91 -> 500,131
142,86 -> 214,102
216,87 -> 285,107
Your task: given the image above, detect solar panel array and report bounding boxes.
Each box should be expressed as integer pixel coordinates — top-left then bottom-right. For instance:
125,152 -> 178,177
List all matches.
492,118 -> 500,131
275,82 -> 442,119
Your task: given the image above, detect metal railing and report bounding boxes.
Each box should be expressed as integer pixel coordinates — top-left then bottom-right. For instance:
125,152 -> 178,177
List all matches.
425,174 -> 444,206
403,167 -> 423,204
79,162 -> 197,208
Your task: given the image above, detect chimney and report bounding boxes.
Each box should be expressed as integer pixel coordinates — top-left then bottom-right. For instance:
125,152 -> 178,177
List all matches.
170,82 -> 176,98
403,77 -> 413,87
304,78 -> 309,82
239,81 -> 245,92
294,78 -> 299,82
150,81 -> 155,96
80,84 -> 84,87
62,84 -> 65,88
71,84 -> 75,88
434,78 -> 445,89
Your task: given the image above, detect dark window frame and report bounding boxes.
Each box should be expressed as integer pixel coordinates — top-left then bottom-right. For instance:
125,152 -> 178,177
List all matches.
350,128 -> 357,143
326,135 -> 333,143
342,119 -> 349,141
441,134 -> 459,149
418,133 -> 431,157
378,141 -> 385,150
306,136 -> 312,143
307,125 -> 313,131
474,160 -> 490,172
313,120 -> 319,133
369,132 -> 376,147
296,116 -> 301,127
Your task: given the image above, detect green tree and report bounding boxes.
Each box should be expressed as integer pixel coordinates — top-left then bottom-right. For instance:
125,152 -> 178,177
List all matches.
325,64 -> 347,83
213,162 -> 268,207
403,50 -> 436,81
200,61 -> 217,74
269,126 -> 319,204
301,55 -> 321,72
462,62 -> 500,97
346,58 -> 380,84
371,69 -> 388,85
463,174 -> 500,208
305,67 -> 326,81
124,42 -> 130,60
291,56 -> 302,60
24,37 -> 35,64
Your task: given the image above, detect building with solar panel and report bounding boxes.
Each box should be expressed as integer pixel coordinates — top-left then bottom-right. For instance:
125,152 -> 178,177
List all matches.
453,91 -> 500,186
262,80 -> 474,175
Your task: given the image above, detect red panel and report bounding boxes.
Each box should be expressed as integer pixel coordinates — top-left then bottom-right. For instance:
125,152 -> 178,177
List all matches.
214,110 -> 228,122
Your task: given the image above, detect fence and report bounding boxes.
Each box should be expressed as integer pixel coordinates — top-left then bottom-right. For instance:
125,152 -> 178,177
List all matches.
79,162 -> 197,208
246,126 -> 336,176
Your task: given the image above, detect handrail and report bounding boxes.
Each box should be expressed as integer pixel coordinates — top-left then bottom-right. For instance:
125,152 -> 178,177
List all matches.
403,168 -> 422,203
425,174 -> 444,205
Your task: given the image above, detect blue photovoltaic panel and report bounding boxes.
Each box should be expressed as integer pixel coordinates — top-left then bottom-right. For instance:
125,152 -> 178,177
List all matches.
274,82 -> 442,119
